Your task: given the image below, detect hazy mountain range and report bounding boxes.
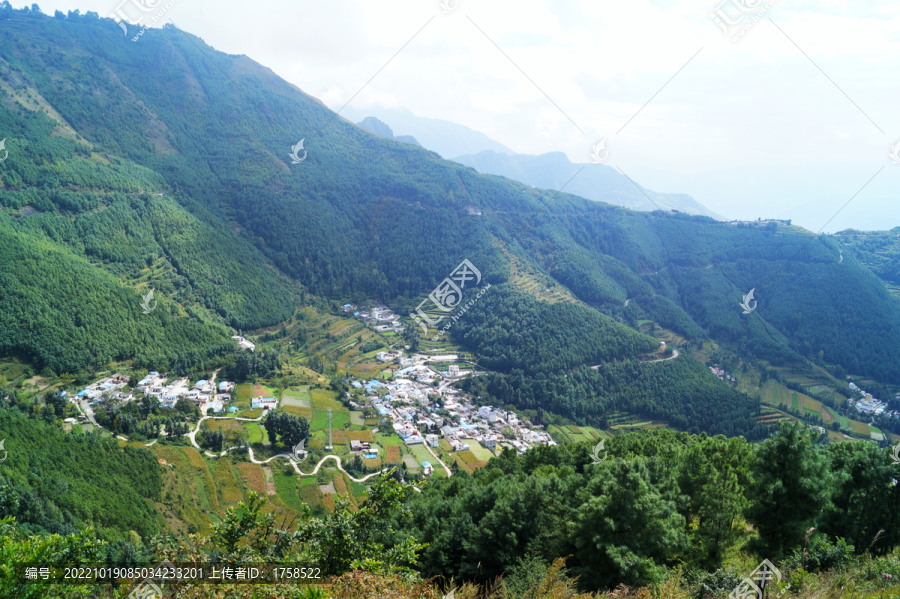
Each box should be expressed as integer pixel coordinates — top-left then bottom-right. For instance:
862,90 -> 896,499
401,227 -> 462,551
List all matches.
341,106 -> 721,218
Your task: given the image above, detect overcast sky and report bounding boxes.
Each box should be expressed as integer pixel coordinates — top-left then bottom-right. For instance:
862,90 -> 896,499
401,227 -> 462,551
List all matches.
23,0 -> 900,231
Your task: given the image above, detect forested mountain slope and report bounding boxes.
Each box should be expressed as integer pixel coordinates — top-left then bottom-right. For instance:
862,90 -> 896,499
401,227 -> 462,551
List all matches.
2,9 -> 900,425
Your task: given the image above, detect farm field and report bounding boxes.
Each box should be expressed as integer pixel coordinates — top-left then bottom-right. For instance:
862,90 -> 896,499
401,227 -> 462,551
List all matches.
282,386 -> 311,408
407,442 -> 436,467
464,440 -> 495,461
760,380 -> 870,437
243,422 -> 265,444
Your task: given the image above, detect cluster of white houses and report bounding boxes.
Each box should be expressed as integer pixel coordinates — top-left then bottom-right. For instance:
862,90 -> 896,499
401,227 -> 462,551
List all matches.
74,372 -> 238,413
348,303 -> 405,333
137,372 -> 234,411
354,353 -> 554,459
73,373 -> 132,403
847,382 -> 896,418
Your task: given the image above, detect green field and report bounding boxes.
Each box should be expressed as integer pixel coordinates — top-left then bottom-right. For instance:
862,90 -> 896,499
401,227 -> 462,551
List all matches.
464,440 -> 496,461
233,383 -> 253,410
282,386 -> 311,408
310,388 -> 344,410
311,408 -> 350,430
274,470 -> 306,513
243,422 -> 264,444
407,443 -> 434,467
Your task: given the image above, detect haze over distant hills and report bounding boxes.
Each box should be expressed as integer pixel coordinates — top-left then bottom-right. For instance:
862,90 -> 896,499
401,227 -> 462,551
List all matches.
452,150 -> 723,219
338,105 -> 516,158
342,105 -> 721,219
356,116 -> 421,147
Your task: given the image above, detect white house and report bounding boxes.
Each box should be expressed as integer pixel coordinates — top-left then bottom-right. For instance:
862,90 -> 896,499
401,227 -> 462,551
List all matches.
480,436 -> 498,451
251,397 -> 277,409
232,336 -> 256,351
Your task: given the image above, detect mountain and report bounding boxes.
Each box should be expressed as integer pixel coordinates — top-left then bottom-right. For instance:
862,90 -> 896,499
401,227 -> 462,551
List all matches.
452,150 -> 722,219
338,104 -> 516,158
2,9 -> 900,436
356,116 -> 421,146
835,228 -> 900,294
342,108 -> 719,218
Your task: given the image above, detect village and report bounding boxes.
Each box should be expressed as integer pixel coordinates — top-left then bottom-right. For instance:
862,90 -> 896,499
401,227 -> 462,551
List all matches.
70,371 -> 242,415
344,303 -> 405,334
846,381 -> 900,420
65,347 -> 556,475
351,350 -> 556,464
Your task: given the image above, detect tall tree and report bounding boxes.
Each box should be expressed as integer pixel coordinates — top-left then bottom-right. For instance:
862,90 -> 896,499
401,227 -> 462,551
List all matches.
745,422 -> 831,559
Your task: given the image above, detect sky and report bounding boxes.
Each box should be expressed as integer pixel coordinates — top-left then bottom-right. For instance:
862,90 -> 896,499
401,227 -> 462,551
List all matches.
22,0 -> 900,231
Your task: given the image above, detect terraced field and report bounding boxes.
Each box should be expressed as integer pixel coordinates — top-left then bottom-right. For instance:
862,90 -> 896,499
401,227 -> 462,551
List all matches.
494,237 -> 582,306
761,380 -> 867,435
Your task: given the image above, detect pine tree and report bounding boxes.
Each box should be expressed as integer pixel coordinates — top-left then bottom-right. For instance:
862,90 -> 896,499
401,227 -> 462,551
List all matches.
745,422 -> 831,559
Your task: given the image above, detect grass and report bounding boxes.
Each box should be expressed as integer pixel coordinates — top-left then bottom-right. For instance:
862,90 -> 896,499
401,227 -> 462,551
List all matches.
310,388 -> 344,410
209,459 -> 243,503
457,450 -> 480,464
282,405 -> 313,419
274,470 -> 306,513
243,422 -> 264,444
385,446 -> 401,463
465,441 -> 495,461
235,462 -> 266,495
233,383 -> 253,410
311,408 -> 350,430
407,443 -> 434,466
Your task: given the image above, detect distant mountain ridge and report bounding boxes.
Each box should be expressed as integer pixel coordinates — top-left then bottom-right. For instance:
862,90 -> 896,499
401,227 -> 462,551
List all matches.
341,107 -> 719,218
452,150 -> 722,219
338,105 -> 516,158
356,116 -> 421,146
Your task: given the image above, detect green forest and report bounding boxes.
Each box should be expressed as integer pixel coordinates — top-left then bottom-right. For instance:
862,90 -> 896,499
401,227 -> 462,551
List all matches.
2,8 -> 900,389
4,423 -> 900,598
0,408 -> 161,539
